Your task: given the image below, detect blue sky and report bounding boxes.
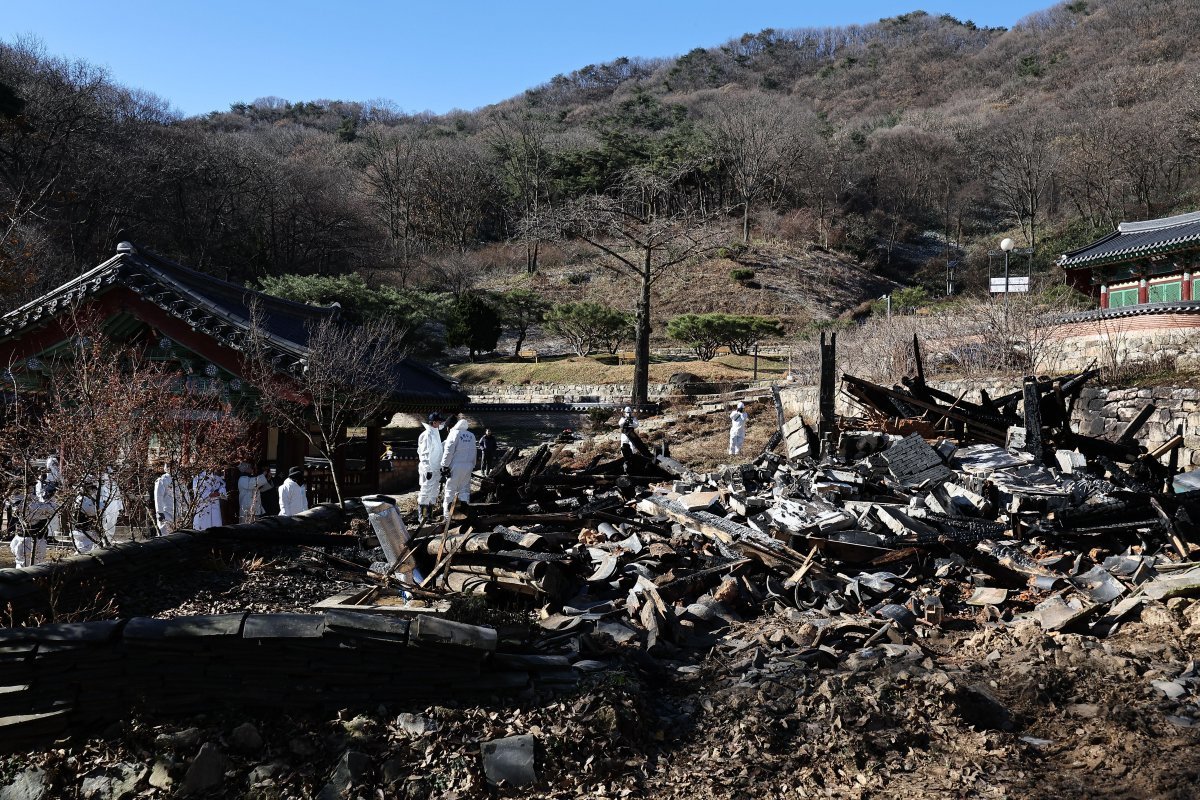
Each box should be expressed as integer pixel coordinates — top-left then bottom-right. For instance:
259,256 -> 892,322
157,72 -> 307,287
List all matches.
6,0 -> 1054,117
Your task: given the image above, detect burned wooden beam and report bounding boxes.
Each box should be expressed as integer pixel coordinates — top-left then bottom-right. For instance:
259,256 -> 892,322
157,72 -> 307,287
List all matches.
1117,403 -> 1157,445
1022,377 -> 1044,459
818,331 -> 837,454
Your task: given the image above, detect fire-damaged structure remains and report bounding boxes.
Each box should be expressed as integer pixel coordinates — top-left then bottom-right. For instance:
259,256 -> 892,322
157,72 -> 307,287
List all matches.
2,333 -> 1200,794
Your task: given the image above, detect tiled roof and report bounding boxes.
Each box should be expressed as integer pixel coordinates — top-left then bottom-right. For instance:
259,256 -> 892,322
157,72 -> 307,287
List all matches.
1059,210 -> 1200,269
1049,300 -> 1200,324
0,243 -> 466,409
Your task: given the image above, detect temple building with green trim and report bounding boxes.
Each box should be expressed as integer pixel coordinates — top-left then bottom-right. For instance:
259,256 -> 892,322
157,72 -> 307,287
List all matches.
1060,210 -> 1200,310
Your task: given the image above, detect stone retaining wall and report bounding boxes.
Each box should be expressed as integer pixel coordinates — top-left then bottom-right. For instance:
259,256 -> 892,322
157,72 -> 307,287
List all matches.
463,382 -> 674,403
1041,315 -> 1200,374
1074,386 -> 1200,468
0,612 -> 499,752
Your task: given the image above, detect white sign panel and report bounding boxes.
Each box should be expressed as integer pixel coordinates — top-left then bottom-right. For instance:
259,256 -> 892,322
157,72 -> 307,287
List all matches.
990,277 -> 1030,293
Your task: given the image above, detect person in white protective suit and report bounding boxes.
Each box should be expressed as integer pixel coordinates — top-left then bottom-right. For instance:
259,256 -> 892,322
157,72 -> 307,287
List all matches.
154,461 -> 187,535
100,469 -> 123,543
6,487 -> 55,568
416,413 -> 445,524
728,401 -> 748,456
237,462 -> 271,523
72,483 -> 103,553
192,468 -> 227,530
36,454 -> 62,541
617,406 -> 639,472
278,466 -> 309,516
440,417 -> 477,519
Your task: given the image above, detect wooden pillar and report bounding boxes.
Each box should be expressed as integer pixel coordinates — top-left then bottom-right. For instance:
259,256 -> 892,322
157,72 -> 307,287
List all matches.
365,425 -> 381,494
1184,272 -> 1193,302
1138,278 -> 1149,305
1099,284 -> 1108,309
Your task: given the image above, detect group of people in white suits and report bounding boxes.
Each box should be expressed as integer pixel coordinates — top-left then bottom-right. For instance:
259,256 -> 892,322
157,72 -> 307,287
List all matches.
154,461 -> 310,535
7,456 -> 125,567
8,454 -> 313,569
416,412 -> 478,525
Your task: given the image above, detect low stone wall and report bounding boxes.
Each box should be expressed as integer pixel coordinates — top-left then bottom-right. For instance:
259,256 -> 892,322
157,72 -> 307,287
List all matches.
0,612 -> 498,752
1042,314 -> 1200,374
1075,386 -> 1200,468
462,382 -> 675,403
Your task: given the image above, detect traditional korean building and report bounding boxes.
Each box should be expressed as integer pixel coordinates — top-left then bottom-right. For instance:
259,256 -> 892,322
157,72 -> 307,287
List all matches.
1060,210 -> 1200,310
0,241 -> 466,498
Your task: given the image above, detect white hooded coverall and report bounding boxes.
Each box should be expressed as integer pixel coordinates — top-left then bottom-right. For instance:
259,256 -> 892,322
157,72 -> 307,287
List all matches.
729,409 -> 748,455
278,477 -> 309,516
238,471 -> 271,523
100,472 -> 123,542
154,471 -> 186,535
192,471 -> 226,530
9,533 -> 46,568
441,420 -> 477,516
416,423 -> 445,506
72,493 -> 101,553
7,493 -> 53,568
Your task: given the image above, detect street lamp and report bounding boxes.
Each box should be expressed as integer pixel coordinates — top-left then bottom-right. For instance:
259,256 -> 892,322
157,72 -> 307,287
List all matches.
1000,237 -> 1015,306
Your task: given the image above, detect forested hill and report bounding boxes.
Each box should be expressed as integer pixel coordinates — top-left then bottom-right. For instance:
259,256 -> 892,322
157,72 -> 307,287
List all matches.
1,0 -> 1198,311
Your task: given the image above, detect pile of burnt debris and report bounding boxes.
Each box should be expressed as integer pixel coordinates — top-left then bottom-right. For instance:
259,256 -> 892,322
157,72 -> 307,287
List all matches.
375,333 -> 1200,689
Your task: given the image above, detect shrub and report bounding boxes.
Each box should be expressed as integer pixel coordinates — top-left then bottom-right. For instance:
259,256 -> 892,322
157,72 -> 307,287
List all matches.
446,292 -> 502,361
729,268 -> 756,281
545,302 -> 634,356
667,313 -> 785,360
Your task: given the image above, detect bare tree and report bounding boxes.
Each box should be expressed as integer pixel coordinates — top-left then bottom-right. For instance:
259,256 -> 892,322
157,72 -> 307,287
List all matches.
548,170 -> 726,404
974,114 -> 1059,252
487,111 -> 563,273
358,125 -> 426,285
708,92 -> 804,243
0,310 -> 253,544
245,304 -> 411,502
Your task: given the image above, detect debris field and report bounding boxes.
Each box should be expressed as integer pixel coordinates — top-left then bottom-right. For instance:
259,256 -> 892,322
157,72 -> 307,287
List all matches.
3,337 -> 1200,797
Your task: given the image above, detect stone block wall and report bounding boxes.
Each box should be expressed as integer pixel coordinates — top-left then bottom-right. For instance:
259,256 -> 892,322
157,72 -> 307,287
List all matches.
462,382 -> 674,403
0,612 -> 497,752
1041,314 -> 1200,374
1073,386 -> 1200,468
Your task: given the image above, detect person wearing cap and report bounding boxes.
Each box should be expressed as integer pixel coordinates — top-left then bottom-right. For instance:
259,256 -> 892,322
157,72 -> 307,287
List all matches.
617,406 -> 638,464
237,461 -> 271,523
192,466 -> 227,530
729,401 -> 748,456
278,466 -> 309,517
440,416 -> 477,519
478,428 -> 497,472
416,412 -> 446,524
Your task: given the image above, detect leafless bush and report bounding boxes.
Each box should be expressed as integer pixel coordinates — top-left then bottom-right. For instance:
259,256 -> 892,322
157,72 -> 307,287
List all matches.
786,295 -> 1067,387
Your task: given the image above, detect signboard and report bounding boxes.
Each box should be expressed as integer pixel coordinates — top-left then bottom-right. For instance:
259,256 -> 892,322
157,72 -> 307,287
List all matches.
990,277 -> 1030,293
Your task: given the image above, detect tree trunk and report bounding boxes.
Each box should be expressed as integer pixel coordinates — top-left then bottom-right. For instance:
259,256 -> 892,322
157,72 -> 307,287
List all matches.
742,201 -> 750,243
329,426 -> 348,504
633,257 -> 652,406
526,240 -> 539,274
513,329 -> 526,357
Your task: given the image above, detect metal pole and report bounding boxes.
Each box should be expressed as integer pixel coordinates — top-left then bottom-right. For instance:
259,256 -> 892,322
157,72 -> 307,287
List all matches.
752,342 -> 759,381
1004,250 -> 1010,308
886,295 -> 892,320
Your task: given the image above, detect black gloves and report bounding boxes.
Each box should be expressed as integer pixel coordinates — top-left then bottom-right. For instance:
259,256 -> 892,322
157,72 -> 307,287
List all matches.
425,471 -> 433,481
441,467 -> 451,479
